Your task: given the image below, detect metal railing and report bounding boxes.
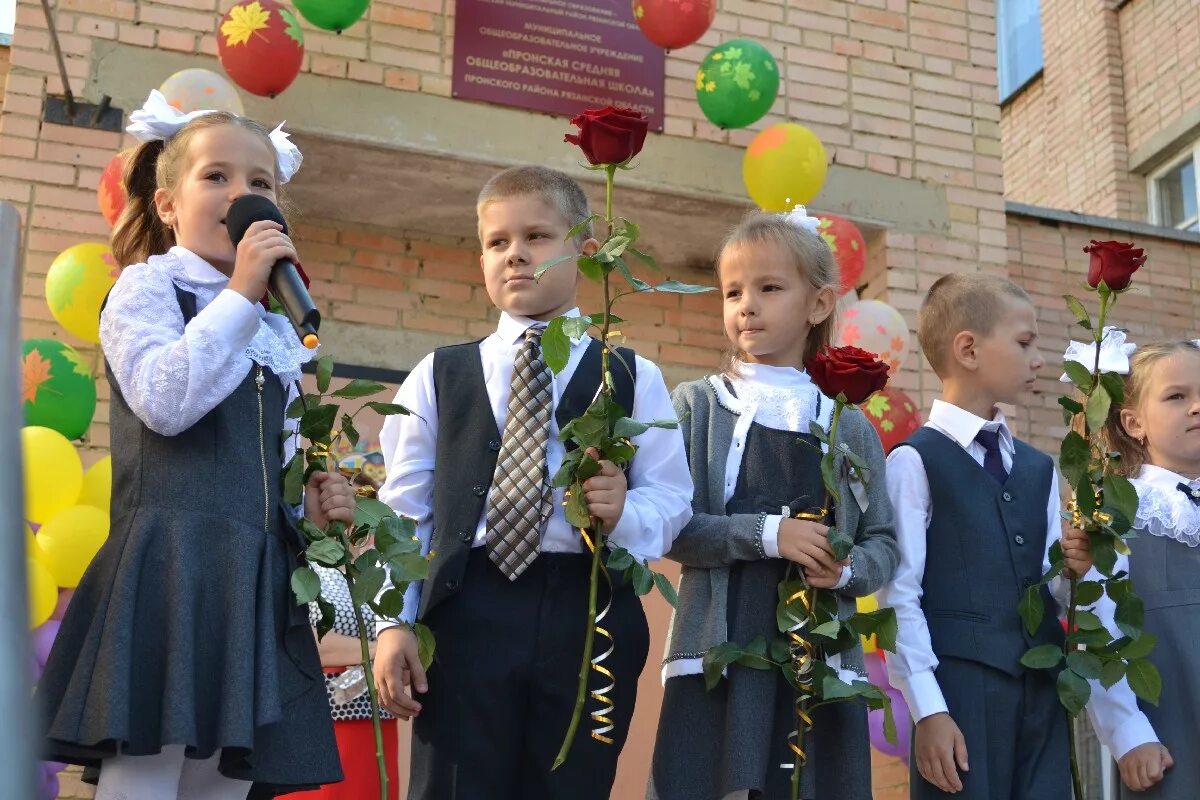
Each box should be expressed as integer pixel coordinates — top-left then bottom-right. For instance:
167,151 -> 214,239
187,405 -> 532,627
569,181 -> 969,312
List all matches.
0,201 -> 38,798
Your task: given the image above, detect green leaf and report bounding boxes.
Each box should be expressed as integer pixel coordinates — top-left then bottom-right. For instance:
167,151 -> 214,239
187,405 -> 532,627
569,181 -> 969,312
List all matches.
1019,585 -> 1046,635
627,246 -> 659,272
827,525 -> 855,562
1125,658 -> 1162,706
541,317 -> 571,375
577,255 -> 605,283
387,552 -> 430,583
1074,609 -> 1103,630
606,547 -> 635,571
1059,431 -> 1091,487
1074,580 -> 1103,606
340,413 -> 360,448
414,622 -> 437,672
354,496 -> 398,529
653,571 -> 678,607
332,379 -> 387,399
297,516 -> 327,544
306,537 -> 346,567
1063,294 -> 1093,329
776,579 -> 809,633
350,562 -> 386,608
375,587 -> 405,620
1090,532 -> 1118,576
702,642 -> 742,690
735,636 -> 775,670
1106,577 -> 1130,603
808,420 -> 830,443
598,234 -> 631,261
562,315 -> 593,340
1057,396 -> 1083,425
820,455 -> 840,504
1020,643 -> 1064,669
282,452 -> 304,506
316,356 -> 334,393
1117,631 -> 1156,661
1100,372 -> 1125,405
613,256 -> 652,292
1086,383 -> 1112,433
651,279 -> 715,294
365,401 -> 411,416
631,561 -> 654,596
1099,659 -> 1127,690
880,690 -> 898,744
1114,593 -> 1144,638
613,417 -> 650,439
534,254 -> 577,279
563,484 -> 591,529
1063,360 -> 1095,392
566,213 -> 602,242
820,670 -> 859,701
619,218 -> 640,244
1066,650 -> 1103,679
290,566 -> 322,604
850,607 -> 898,653
286,393 -> 320,419
300,404 -> 338,441
811,619 -> 842,638
1103,475 -> 1139,527
315,595 -> 335,640
1057,664 -> 1092,716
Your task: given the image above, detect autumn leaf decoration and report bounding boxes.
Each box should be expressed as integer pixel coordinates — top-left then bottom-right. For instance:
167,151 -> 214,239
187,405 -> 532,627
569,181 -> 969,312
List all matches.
280,7 -> 305,46
23,349 -> 55,404
222,1 -> 271,48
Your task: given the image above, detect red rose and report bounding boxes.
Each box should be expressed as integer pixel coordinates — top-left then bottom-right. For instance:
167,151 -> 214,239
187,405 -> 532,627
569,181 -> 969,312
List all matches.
564,106 -> 649,165
1083,240 -> 1146,291
805,345 -> 890,405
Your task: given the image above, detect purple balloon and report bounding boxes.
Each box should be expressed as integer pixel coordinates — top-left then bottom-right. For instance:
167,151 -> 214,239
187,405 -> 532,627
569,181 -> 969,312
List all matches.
868,688 -> 912,763
32,620 -> 60,668
42,761 -> 66,777
864,650 -> 888,687
39,770 -> 59,800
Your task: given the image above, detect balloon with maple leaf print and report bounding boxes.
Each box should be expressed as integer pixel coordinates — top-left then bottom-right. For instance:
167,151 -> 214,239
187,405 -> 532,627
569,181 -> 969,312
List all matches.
634,0 -> 717,50
695,39 -> 779,129
21,339 -> 97,441
742,122 -> 828,209
861,385 -> 922,451
813,212 -> 866,296
218,0 -> 305,98
96,152 -> 127,227
835,298 -> 910,376
44,242 -> 119,344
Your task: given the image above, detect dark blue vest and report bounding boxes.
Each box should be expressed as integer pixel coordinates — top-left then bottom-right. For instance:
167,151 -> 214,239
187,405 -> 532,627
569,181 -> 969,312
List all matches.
898,427 -> 1065,677
420,338 -> 636,619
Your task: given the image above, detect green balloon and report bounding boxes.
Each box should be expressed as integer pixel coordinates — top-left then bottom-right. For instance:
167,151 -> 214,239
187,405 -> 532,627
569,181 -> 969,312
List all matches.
22,339 -> 96,441
295,0 -> 371,32
695,39 -> 780,129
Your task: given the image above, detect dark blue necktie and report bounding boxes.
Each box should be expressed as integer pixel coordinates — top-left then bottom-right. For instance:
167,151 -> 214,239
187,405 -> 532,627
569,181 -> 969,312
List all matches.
1177,482 -> 1200,505
974,428 -> 1009,485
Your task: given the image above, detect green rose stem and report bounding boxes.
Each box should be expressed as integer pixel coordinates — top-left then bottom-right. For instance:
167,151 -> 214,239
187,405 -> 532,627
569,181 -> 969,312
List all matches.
554,164 -> 618,770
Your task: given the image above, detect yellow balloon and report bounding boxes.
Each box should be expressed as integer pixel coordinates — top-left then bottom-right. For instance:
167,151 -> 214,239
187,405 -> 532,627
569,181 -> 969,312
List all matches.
855,593 -> 880,614
22,426 -> 83,524
37,505 -> 109,588
45,242 -> 118,344
79,455 -> 112,513
28,558 -> 58,628
26,524 -> 46,566
742,122 -> 829,211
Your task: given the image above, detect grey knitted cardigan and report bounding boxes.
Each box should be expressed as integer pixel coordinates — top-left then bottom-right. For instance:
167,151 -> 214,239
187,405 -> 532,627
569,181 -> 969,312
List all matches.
662,377 -> 900,679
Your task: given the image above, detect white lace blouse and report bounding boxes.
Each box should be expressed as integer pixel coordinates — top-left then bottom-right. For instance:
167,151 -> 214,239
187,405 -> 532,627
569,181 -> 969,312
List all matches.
99,246 -> 314,437
1130,464 -> 1200,548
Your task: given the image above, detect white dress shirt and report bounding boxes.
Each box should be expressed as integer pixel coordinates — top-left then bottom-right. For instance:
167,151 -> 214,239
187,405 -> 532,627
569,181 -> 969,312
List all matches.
880,400 -> 1156,758
377,310 -> 694,627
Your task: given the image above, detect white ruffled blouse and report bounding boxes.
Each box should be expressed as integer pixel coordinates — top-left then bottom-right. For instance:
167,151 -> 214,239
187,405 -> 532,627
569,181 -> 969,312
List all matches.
1130,464 -> 1200,548
100,246 -> 314,437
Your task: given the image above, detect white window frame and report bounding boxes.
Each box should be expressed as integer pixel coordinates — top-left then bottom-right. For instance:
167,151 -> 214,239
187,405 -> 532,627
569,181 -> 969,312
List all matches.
1148,141 -> 1200,232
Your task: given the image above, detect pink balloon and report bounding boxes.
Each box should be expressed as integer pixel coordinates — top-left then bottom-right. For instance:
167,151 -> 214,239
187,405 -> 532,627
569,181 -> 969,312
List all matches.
864,649 -> 888,686
50,588 -> 74,621
32,620 -> 60,667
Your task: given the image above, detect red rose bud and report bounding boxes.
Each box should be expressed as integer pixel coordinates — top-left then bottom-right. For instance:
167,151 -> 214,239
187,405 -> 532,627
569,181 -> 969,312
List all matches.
564,106 -> 649,165
1083,240 -> 1146,291
805,345 -> 891,405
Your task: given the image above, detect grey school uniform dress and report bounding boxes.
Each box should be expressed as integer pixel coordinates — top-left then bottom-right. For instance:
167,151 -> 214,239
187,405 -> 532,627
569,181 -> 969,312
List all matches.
649,366 -> 899,800
1118,465 -> 1200,800
38,248 -> 341,797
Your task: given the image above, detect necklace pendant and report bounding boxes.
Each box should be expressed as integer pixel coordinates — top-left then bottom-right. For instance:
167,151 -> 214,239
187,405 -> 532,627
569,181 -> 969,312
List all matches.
255,367 -> 265,390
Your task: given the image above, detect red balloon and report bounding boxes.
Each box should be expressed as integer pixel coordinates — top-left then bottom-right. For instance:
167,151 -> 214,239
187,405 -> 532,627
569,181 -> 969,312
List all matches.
217,0 -> 305,98
814,213 -> 866,295
861,386 -> 922,451
633,0 -> 717,50
97,152 -> 127,227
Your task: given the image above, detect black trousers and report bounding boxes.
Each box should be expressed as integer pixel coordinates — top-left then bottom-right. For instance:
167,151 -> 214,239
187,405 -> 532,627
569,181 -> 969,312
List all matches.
409,547 -> 650,800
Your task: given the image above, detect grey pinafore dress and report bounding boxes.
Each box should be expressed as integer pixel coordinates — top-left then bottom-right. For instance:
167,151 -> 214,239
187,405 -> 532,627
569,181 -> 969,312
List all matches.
650,404 -> 871,800
38,287 -> 341,797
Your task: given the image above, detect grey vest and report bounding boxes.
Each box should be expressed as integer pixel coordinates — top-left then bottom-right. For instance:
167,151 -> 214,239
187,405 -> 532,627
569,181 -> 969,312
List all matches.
419,338 -> 636,619
900,428 -> 1064,677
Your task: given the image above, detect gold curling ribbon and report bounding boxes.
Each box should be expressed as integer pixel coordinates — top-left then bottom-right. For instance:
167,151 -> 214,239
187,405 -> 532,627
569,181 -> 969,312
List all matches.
579,526 -> 617,745
782,508 -> 826,770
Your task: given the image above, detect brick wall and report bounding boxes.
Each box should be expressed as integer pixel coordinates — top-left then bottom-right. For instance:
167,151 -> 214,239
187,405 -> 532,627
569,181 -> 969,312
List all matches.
1001,0 -> 1200,222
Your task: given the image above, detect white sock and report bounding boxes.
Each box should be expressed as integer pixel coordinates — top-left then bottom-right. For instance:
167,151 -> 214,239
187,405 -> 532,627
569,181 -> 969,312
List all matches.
177,752 -> 252,800
95,745 -> 186,800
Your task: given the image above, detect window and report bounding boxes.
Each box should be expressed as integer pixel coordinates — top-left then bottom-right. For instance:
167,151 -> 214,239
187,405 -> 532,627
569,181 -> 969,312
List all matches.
1150,146 -> 1200,232
997,0 -> 1044,103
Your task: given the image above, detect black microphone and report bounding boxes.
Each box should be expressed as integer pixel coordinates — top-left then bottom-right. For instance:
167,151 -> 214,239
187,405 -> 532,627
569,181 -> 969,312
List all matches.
225,194 -> 320,349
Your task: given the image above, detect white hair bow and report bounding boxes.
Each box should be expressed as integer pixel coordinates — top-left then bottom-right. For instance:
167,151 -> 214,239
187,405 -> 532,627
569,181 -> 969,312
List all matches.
782,202 -> 822,236
126,90 -> 303,184
1059,326 -> 1137,381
